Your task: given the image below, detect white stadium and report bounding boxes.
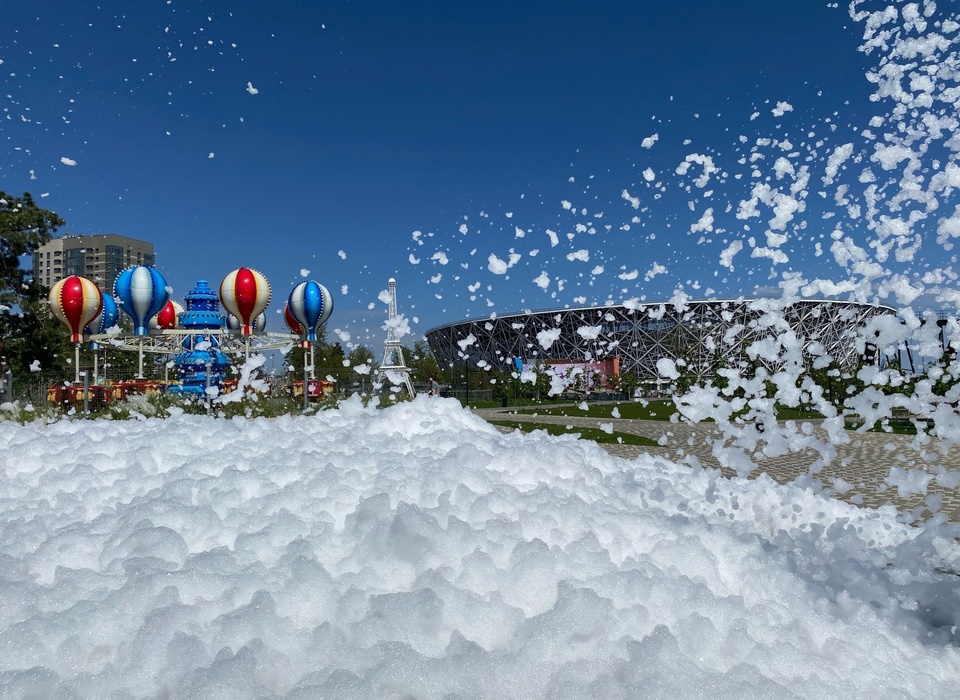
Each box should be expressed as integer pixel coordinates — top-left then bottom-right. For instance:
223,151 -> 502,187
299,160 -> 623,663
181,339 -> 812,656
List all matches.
425,298 -> 896,381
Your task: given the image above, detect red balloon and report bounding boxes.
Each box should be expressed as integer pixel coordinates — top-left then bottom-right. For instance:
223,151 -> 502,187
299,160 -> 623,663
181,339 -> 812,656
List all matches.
220,268 -> 271,335
152,300 -> 183,330
49,276 -> 103,343
284,302 -> 305,337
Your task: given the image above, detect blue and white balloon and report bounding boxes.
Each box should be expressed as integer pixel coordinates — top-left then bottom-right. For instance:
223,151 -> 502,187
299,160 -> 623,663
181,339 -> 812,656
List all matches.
84,293 -> 119,349
114,266 -> 170,336
316,282 -> 334,327
288,281 -> 333,343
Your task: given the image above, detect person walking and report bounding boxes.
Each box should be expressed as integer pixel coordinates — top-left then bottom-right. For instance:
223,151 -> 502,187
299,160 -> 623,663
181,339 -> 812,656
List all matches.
428,377 -> 440,396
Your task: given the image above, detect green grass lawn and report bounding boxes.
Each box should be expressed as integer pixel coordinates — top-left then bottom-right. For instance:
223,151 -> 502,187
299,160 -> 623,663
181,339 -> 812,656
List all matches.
844,420 -> 922,435
775,406 -> 826,421
513,400 -> 826,423
488,419 -> 659,446
513,400 -> 675,420
457,399 -> 508,409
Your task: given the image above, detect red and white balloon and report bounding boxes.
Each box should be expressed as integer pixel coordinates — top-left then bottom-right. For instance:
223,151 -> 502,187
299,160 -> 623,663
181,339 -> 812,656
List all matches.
49,276 -> 103,343
151,300 -> 185,330
283,302 -> 305,337
219,268 -> 271,336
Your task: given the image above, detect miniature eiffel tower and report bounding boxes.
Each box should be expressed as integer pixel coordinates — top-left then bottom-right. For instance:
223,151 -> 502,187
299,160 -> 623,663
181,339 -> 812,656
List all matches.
374,278 -> 416,397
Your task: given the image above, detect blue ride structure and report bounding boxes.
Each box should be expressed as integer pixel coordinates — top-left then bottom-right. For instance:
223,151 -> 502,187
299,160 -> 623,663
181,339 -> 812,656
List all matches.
167,280 -> 232,396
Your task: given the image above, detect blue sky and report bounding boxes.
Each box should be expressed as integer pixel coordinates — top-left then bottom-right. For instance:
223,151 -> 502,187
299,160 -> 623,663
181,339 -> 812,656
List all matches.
3,1 -> 938,349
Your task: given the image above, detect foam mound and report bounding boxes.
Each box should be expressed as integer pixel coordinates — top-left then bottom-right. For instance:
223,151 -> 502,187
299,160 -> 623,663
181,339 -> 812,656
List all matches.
0,395 -> 958,698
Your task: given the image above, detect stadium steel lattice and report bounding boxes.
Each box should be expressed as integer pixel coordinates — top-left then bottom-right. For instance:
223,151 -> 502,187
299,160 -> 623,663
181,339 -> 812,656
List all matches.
425,299 -> 897,381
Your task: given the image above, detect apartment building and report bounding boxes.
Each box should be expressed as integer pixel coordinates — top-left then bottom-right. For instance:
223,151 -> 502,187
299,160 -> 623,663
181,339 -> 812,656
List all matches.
32,234 -> 156,292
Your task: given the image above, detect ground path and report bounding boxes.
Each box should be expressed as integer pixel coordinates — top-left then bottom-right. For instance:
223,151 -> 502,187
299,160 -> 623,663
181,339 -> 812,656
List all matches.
472,405 -> 960,524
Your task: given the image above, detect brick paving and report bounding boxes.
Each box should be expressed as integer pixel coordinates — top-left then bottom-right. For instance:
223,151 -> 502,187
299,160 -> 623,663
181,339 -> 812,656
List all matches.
474,406 -> 960,524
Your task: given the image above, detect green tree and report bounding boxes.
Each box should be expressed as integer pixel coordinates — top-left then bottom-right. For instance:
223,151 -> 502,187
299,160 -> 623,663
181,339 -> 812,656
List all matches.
0,192 -> 68,382
347,344 -> 376,368
342,344 -> 376,393
407,340 -> 441,383
619,370 -> 641,398
4,297 -> 72,382
285,326 -> 331,377
320,342 -> 346,371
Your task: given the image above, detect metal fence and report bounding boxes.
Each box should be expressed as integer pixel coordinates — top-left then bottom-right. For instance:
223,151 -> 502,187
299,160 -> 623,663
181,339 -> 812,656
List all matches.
0,366 -> 427,408
3,371 -> 54,406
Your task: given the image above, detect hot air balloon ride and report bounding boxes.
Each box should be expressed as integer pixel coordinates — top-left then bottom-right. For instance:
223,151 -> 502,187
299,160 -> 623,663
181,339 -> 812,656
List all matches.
220,267 -> 271,363
113,265 -> 170,378
49,276 -> 103,382
43,262 -> 336,407
286,281 -> 335,392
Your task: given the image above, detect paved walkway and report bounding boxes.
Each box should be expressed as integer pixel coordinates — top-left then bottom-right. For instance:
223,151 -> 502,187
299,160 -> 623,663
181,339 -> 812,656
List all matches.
473,406 -> 960,524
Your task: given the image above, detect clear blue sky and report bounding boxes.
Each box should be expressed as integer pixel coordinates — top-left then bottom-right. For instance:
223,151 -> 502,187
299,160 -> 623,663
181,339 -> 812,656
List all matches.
3,1 -> 932,349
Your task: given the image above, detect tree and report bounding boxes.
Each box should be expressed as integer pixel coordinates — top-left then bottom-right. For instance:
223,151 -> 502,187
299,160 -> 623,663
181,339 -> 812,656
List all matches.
320,342 -> 346,370
347,344 -> 375,369
343,344 -> 376,392
0,192 -> 68,382
407,340 -> 441,383
0,191 -> 64,306
619,370 -> 641,399
3,297 -> 72,383
285,325 -> 332,376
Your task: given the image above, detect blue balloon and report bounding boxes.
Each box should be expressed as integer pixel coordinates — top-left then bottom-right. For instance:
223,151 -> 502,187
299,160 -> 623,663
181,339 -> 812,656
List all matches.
288,281 -> 324,343
114,266 -> 170,336
316,283 -> 334,327
85,293 -> 119,350
85,293 -> 119,335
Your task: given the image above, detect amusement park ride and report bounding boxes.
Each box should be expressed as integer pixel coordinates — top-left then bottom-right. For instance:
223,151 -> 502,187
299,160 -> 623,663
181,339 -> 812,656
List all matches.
46,266 -> 334,403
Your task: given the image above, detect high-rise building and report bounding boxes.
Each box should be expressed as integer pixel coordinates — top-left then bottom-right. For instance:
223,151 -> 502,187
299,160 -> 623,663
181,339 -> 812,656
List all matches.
32,234 -> 156,293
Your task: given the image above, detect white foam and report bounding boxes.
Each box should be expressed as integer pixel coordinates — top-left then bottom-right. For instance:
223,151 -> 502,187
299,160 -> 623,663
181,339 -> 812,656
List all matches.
0,398 -> 957,697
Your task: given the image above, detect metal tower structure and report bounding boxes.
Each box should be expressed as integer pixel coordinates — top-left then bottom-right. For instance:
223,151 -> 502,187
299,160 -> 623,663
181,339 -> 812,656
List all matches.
374,278 -> 416,397
425,298 -> 897,381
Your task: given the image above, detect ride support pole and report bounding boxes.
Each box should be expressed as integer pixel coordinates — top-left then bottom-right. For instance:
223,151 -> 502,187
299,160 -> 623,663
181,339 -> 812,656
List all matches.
205,363 -> 212,415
